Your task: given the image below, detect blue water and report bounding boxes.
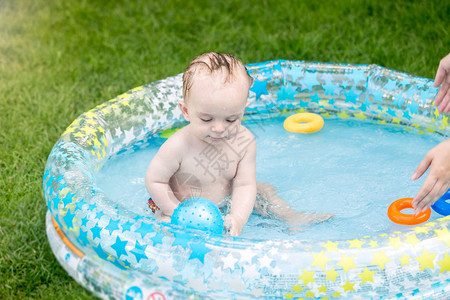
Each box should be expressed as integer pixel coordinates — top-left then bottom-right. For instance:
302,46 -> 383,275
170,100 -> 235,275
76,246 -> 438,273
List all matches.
96,116 -> 445,241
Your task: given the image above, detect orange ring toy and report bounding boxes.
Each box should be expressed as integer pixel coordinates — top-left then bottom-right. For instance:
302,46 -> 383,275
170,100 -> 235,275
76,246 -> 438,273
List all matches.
283,113 -> 324,133
387,197 -> 431,225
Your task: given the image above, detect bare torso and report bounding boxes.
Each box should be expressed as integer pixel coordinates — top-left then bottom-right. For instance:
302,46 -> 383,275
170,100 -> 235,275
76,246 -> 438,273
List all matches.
169,125 -> 253,206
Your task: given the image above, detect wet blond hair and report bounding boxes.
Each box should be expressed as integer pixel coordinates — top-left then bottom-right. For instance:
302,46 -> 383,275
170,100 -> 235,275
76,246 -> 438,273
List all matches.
182,52 -> 253,99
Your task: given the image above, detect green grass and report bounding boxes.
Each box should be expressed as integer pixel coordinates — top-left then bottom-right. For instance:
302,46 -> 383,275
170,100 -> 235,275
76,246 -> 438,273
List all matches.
0,0 -> 448,298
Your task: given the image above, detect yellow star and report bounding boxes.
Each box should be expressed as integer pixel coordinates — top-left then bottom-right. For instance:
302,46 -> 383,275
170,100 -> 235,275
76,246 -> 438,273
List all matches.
358,267 -> 376,284
387,237 -> 403,250
325,268 -> 339,281
438,252 -> 450,274
121,100 -> 130,107
97,126 -> 105,134
333,291 -> 341,297
378,119 -> 387,125
371,251 -> 390,270
86,118 -> 97,126
416,249 -> 436,272
311,251 -> 331,270
404,234 -> 420,246
348,239 -> 365,249
442,115 -> 449,128
285,292 -> 294,299
337,111 -> 350,119
368,240 -> 379,247
435,227 -> 450,247
132,86 -> 143,91
93,138 -> 101,147
298,269 -> 315,286
399,254 -> 410,266
82,126 -> 98,136
73,131 -> 86,138
341,280 -> 355,292
305,290 -> 315,298
318,285 -> 327,294
434,108 -> 440,118
337,254 -> 356,273
353,112 -> 367,120
84,111 -> 98,119
111,103 -> 119,109
323,240 -> 339,252
292,284 -> 303,293
118,92 -> 131,99
101,136 -> 109,147
62,126 -> 76,136
391,117 -> 401,124
322,112 -> 331,118
413,225 -> 428,235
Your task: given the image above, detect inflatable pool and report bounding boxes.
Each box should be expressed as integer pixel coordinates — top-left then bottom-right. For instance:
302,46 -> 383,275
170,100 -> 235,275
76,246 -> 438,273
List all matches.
43,60 -> 450,299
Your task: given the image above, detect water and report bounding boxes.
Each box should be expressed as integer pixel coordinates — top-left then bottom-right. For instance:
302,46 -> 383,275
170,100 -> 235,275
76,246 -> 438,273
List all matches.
96,116 -> 445,241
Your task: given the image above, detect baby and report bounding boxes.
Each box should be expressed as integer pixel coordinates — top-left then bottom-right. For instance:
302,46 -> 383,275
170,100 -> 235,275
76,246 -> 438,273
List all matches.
145,52 -> 332,236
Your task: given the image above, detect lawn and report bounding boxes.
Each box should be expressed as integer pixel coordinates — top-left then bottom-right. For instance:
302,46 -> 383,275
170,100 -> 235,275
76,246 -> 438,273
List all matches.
0,0 -> 448,298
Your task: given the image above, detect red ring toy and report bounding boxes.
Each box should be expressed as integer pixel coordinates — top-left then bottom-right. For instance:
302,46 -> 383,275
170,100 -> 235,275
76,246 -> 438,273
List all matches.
387,197 -> 431,225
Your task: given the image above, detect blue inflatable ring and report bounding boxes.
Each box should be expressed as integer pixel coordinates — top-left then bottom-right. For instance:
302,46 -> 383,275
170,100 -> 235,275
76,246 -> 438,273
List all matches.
431,190 -> 450,216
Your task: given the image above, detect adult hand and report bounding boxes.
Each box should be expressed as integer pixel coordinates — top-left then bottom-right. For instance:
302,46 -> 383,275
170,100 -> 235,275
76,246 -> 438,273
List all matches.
434,53 -> 450,113
411,139 -> 450,214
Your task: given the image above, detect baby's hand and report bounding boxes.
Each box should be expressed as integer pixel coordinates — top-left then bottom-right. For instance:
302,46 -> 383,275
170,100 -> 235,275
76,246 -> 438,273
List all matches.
223,214 -> 244,236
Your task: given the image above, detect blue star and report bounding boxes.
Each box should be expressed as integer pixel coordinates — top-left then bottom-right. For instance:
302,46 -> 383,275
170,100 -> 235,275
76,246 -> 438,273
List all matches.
284,65 -> 303,81
74,200 -> 86,211
130,240 -> 148,263
62,209 -> 75,229
81,216 -> 89,228
302,73 -> 320,88
61,192 -> 75,206
188,240 -> 212,263
321,80 -> 336,96
393,95 -> 406,108
92,243 -> 109,260
134,221 -> 154,238
171,231 -> 192,249
43,168 -> 51,181
105,218 -> 121,233
150,232 -> 164,246
77,229 -> 90,246
110,235 -> 128,259
95,210 -> 104,220
309,92 -> 321,104
402,110 -> 412,120
386,107 -> 397,117
250,79 -> 269,100
90,225 -> 102,240
276,82 -> 297,101
344,89 -> 361,104
273,61 -> 282,72
384,79 -> 398,91
45,174 -> 55,191
121,221 -> 134,232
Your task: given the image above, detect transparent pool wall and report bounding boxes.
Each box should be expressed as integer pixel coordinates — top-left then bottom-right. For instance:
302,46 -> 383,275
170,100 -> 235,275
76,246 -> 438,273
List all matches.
43,60 -> 450,299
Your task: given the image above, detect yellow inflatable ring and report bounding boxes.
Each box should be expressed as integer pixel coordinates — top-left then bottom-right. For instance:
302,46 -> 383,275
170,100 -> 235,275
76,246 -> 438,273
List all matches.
283,113 -> 324,133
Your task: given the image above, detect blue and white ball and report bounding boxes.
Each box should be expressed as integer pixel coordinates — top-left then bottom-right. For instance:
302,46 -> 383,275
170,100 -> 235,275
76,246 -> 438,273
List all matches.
171,197 -> 224,234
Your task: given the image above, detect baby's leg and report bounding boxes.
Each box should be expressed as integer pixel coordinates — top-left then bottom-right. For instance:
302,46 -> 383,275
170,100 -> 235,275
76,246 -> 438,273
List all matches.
254,182 -> 333,226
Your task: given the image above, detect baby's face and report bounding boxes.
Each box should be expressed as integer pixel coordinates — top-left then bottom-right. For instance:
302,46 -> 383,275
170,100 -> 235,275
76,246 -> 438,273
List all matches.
181,71 -> 250,144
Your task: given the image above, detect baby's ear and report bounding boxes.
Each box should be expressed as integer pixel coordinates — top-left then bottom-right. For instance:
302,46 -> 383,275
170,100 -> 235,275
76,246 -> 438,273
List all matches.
178,101 -> 190,121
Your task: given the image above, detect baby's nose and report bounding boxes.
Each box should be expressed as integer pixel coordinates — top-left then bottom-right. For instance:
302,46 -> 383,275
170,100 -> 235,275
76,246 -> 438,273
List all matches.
211,121 -> 226,133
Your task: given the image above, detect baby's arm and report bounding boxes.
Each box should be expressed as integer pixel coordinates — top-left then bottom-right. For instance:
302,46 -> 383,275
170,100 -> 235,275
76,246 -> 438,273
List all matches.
145,136 -> 182,217
225,137 -> 257,236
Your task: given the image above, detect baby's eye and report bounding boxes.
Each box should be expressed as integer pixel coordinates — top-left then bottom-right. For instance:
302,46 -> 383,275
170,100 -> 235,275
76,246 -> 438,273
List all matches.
200,118 -> 212,122
226,119 -> 237,123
